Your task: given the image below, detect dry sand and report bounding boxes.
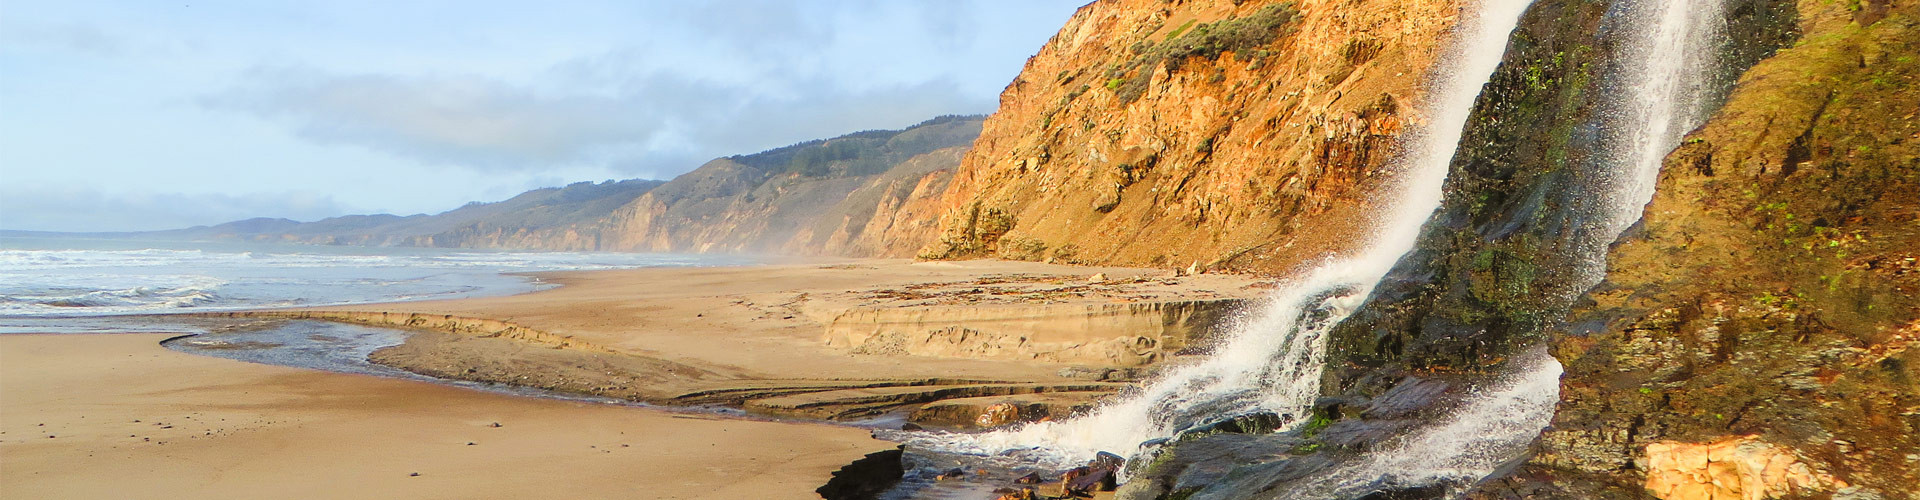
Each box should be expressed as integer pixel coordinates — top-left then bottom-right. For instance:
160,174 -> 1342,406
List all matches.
0,333 -> 886,500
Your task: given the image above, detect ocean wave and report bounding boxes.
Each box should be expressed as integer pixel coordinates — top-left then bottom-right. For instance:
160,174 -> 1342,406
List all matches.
0,277 -> 229,316
0,248 -> 711,272
0,244 -> 731,317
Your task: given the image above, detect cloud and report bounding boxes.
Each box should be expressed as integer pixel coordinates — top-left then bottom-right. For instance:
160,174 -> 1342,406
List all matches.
190,2 -> 1060,178
0,186 -> 353,232
1,22 -> 129,57
203,63 -> 994,176
202,67 -> 663,171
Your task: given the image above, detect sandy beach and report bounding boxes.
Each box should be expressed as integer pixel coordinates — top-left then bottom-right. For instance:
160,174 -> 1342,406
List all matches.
191,259 -> 1266,423
2,260 -> 1267,499
0,333 -> 886,500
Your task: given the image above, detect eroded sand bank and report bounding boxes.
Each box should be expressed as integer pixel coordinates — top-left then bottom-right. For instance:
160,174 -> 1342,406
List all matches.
195,259 -> 1268,421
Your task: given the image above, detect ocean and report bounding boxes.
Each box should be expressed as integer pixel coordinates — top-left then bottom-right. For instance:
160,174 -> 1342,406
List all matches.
0,235 -> 739,332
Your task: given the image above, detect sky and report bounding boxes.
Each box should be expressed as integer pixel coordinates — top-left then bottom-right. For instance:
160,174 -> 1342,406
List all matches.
0,0 -> 1084,232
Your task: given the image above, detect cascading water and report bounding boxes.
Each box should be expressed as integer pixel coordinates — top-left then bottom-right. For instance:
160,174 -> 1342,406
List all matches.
1283,1 -> 1742,496
1286,1 -> 1742,495
1577,0 -> 1731,289
918,0 -> 1537,467
899,0 -> 1741,497
1268,349 -> 1565,500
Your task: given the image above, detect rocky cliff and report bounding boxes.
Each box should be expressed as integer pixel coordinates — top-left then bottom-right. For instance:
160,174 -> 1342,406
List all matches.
887,0 -> 1465,273
1100,0 -> 1916,498
1503,1 -> 1920,497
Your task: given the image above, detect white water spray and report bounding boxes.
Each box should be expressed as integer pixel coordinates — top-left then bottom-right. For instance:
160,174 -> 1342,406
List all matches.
1579,0 -> 1729,288
920,0 -> 1536,466
1287,350 -> 1564,499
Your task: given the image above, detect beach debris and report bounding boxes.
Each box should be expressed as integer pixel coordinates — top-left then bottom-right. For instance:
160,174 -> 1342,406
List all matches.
1088,273 -> 1108,284
409,472 -> 421,477
466,442 -> 476,446
1014,472 -> 1044,485
489,422 -> 502,428
934,467 -> 967,481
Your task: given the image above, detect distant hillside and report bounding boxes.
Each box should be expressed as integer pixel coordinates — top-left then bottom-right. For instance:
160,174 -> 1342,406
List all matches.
598,114 -> 982,254
71,115 -> 984,253
110,179 -> 666,249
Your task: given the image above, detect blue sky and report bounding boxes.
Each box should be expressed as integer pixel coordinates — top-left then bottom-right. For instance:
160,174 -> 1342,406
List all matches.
0,1 -> 1083,232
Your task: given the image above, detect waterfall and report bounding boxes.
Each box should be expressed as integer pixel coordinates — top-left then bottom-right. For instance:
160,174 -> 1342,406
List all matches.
1345,352 -> 1565,491
917,0 -> 1537,467
907,1 -> 1737,496
1577,0 -> 1730,289
1294,1 -> 1738,495
1286,1 -> 1739,496
1234,349 -> 1564,500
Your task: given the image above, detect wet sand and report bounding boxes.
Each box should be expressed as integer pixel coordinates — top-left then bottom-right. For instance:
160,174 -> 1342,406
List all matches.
0,333 -> 886,500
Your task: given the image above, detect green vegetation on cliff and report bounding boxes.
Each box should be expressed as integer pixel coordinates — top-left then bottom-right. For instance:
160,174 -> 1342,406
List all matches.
1107,3 -> 1303,103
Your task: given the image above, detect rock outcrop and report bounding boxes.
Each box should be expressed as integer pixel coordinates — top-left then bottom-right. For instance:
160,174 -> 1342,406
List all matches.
887,0 -> 1465,272
1642,437 -> 1846,500
1505,1 -> 1920,497
1110,0 -> 1916,498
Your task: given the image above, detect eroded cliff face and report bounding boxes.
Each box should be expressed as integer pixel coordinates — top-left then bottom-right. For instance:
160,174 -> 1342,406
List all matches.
890,0 -> 1463,273
1499,1 -> 1920,498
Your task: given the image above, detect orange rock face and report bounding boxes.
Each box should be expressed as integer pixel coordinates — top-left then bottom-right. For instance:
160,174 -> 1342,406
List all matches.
1642,437 -> 1845,500
887,0 -> 1463,273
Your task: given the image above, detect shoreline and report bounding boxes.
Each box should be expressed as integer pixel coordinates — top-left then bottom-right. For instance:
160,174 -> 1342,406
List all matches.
4,259 -> 1269,498
19,258 -> 1268,419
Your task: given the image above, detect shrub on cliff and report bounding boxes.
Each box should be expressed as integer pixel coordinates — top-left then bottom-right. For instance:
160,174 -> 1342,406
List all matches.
1107,3 -> 1302,103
